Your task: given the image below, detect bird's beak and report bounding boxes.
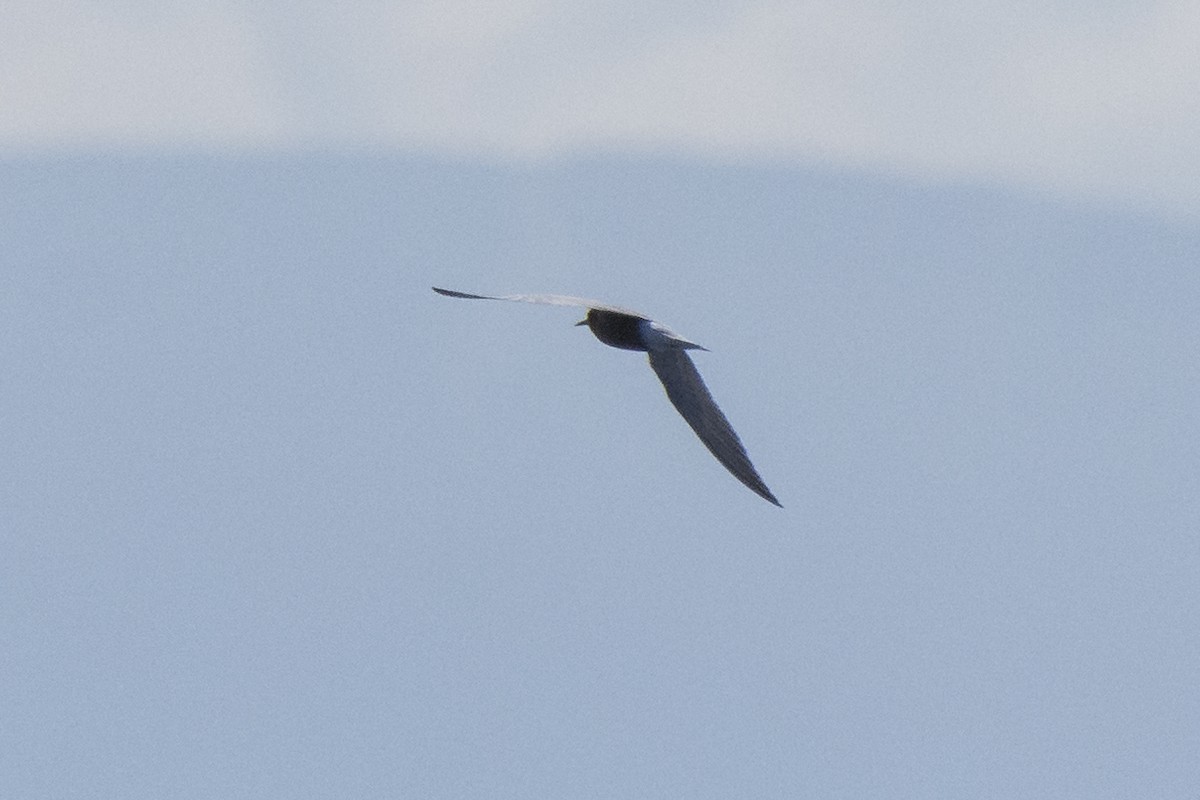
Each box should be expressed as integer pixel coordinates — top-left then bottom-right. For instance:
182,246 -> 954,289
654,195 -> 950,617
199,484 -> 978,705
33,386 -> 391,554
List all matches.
574,319 -> 588,327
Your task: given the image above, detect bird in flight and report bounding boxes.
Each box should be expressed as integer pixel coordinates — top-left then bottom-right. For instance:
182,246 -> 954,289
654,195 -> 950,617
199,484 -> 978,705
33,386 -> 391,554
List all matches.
432,287 -> 781,507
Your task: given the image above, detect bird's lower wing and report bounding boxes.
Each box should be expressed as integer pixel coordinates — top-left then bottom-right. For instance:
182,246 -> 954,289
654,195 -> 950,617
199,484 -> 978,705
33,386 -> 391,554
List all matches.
432,287 -> 644,317
647,349 -> 781,507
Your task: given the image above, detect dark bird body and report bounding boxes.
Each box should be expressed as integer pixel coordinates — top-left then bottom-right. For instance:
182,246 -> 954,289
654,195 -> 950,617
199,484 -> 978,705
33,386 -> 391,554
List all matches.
432,286 -> 781,506
584,309 -> 648,351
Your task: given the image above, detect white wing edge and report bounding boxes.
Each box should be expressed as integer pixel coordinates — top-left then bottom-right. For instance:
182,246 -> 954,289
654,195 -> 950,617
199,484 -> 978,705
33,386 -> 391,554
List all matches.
432,287 -> 645,317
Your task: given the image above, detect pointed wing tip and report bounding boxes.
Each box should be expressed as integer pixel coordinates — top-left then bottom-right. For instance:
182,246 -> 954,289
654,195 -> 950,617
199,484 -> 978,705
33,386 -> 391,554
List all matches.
432,287 -> 492,300
749,482 -> 782,507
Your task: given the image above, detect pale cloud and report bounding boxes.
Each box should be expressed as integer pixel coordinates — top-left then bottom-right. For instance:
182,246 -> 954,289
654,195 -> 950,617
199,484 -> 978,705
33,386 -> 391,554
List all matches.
989,1 -> 1200,205
514,3 -> 909,158
2,0 -> 1197,215
0,2 -> 285,146
525,1 -> 1200,213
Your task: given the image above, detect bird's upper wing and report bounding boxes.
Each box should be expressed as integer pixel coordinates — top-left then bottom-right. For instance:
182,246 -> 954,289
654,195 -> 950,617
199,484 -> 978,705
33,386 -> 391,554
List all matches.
433,287 -> 645,318
647,348 -> 781,507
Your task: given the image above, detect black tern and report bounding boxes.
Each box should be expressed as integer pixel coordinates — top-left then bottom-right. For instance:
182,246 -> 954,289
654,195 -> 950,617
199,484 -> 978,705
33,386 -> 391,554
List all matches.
433,286 -> 781,507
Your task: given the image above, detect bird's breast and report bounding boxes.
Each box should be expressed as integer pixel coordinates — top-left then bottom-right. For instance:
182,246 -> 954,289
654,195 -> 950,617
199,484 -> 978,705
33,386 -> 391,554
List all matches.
586,310 -> 649,351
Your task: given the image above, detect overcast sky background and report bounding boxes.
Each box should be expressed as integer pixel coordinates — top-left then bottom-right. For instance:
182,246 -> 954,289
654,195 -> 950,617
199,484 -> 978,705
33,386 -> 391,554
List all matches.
3,3 -> 1199,798
5,0 -> 1200,217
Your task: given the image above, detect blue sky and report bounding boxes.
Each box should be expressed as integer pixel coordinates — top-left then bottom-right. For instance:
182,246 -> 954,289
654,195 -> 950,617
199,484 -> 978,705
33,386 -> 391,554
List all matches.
3,4 -> 1199,798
